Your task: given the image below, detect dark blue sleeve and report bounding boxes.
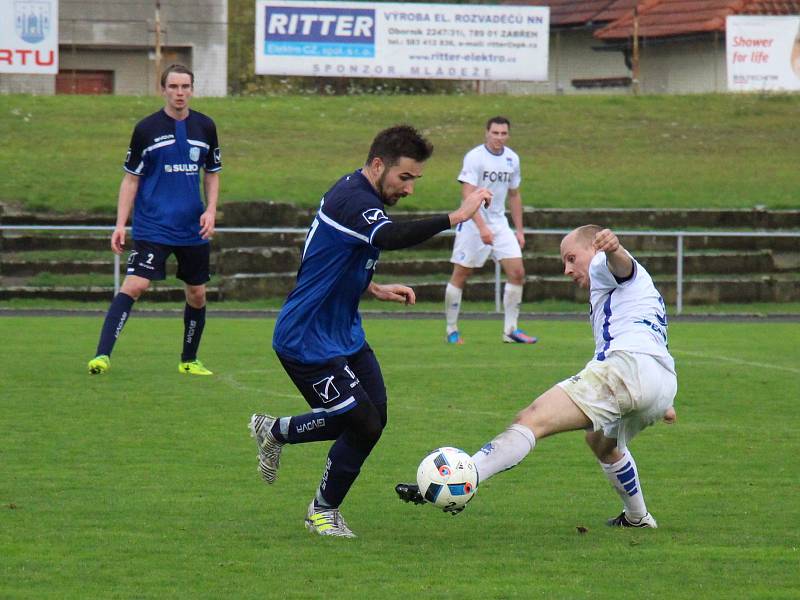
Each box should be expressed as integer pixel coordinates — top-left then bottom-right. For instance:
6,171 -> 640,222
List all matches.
123,122 -> 148,175
323,192 -> 392,246
204,117 -> 221,173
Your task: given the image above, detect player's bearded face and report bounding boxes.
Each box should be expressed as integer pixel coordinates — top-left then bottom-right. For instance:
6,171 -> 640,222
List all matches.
376,158 -> 424,206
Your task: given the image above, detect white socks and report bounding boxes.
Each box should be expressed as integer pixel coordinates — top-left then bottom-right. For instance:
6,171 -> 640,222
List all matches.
471,424 -> 536,483
445,283 -> 462,335
600,448 -> 648,520
503,282 -> 523,334
448,281 -> 525,336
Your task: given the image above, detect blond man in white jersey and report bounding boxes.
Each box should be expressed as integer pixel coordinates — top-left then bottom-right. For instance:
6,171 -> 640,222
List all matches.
445,117 -> 537,344
400,226 -> 677,527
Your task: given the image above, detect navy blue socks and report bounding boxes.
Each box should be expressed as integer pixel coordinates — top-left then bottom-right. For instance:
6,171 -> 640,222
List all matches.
96,292 -> 135,357
181,303 -> 206,362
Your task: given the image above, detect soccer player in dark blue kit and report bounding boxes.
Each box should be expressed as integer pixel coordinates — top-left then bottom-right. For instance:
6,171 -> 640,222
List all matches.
87,64 -> 221,376
249,125 -> 492,538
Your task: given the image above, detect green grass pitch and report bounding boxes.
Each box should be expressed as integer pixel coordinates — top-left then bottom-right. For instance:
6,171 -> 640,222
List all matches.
1,316 -> 798,599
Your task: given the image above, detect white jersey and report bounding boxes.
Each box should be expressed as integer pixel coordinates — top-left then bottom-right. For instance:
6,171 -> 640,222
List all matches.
588,252 -> 675,372
457,144 -> 521,224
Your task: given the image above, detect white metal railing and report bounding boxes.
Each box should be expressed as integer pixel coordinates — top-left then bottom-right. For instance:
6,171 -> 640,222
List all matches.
2,225 -> 799,315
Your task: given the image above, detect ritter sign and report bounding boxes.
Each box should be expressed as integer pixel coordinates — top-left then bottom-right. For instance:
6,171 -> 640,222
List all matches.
255,0 -> 549,81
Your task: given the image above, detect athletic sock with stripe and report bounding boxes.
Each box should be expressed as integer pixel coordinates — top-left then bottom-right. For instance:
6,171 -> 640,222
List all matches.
600,448 -> 648,520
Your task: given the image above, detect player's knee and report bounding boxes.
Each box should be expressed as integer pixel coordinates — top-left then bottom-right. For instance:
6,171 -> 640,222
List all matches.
513,403 -> 536,427
377,403 -> 388,429
344,408 -> 384,452
507,267 -> 525,284
121,277 -> 150,299
185,285 -> 206,307
585,431 -> 620,463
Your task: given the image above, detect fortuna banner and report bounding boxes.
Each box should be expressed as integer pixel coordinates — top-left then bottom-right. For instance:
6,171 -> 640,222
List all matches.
0,0 -> 59,74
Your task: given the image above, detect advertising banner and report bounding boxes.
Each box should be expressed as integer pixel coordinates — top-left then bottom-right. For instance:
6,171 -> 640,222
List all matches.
726,15 -> 800,92
0,0 -> 58,74
255,1 -> 549,81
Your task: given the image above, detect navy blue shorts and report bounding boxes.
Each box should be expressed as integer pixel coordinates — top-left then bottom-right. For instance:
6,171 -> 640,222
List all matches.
126,240 -> 210,285
277,343 -> 387,417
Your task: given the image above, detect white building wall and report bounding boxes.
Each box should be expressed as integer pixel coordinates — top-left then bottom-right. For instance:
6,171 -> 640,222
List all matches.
484,29 -> 728,96
0,74 -> 54,94
485,29 -> 633,95
58,47 -> 192,95
638,37 -> 727,94
2,0 -> 227,96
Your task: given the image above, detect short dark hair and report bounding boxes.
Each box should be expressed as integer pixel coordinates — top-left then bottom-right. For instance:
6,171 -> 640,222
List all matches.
486,116 -> 511,130
160,64 -> 194,88
366,125 -> 434,167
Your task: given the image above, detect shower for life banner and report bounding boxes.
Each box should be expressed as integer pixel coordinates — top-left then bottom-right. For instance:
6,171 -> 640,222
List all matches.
0,0 -> 59,73
255,0 -> 549,81
726,15 -> 800,91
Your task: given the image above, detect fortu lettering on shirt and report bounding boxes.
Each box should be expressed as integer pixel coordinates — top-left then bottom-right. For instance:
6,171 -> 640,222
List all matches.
482,170 -> 513,183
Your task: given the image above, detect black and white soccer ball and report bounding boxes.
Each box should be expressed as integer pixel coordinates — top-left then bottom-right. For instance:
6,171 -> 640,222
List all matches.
416,447 -> 478,513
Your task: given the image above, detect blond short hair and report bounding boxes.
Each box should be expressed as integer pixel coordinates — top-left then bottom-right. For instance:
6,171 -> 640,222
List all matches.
570,224 -> 603,247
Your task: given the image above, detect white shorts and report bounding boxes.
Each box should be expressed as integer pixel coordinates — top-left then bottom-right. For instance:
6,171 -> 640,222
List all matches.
557,351 -> 677,449
450,219 -> 522,268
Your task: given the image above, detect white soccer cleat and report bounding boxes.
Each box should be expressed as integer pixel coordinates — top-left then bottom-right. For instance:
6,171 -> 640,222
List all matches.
249,414 -> 284,484
606,511 -> 658,528
305,502 -> 357,538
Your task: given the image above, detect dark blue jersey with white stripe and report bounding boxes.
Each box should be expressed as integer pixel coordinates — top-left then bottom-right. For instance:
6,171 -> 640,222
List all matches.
123,109 -> 221,245
273,170 -> 392,363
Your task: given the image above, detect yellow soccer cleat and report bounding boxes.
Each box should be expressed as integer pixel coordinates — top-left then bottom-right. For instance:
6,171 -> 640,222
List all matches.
179,359 -> 213,376
88,355 -> 110,375
304,502 -> 356,538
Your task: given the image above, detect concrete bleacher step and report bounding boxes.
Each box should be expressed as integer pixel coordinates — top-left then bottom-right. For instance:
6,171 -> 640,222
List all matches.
209,272 -> 800,304
3,205 -> 798,306
398,233 -> 800,254
399,276 -> 800,305
0,286 -> 222,302
0,256 -> 220,276
0,233 -> 109,252
376,250 -> 780,277
211,247 -> 786,276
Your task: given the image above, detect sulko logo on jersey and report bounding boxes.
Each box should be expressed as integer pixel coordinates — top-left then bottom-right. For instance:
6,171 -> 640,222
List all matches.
362,208 -> 387,225
164,164 -> 199,173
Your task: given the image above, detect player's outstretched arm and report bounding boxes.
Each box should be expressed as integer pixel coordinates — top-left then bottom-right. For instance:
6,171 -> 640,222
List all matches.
371,187 -> 491,252
368,282 -> 415,305
593,228 -> 633,280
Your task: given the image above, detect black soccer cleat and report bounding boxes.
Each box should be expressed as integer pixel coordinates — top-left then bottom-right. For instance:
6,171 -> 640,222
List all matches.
606,511 -> 658,528
395,483 -> 426,505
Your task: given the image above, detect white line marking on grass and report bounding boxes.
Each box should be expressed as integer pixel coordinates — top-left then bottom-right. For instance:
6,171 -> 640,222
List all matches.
218,371 -> 299,398
674,350 -> 800,374
384,362 -> 568,371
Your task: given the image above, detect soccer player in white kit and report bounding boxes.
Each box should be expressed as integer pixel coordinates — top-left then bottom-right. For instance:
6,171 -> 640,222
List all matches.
445,117 -> 537,344
399,225 -> 677,527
